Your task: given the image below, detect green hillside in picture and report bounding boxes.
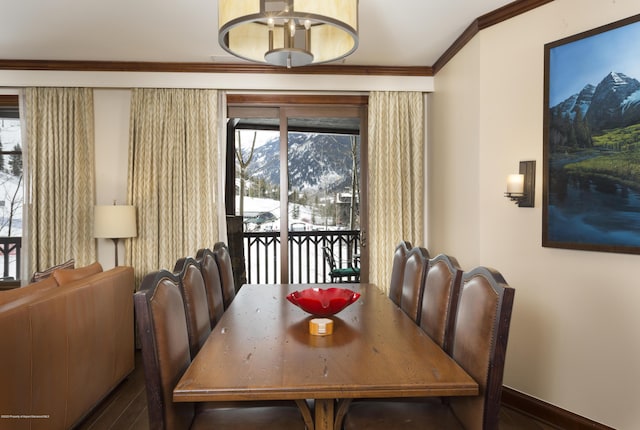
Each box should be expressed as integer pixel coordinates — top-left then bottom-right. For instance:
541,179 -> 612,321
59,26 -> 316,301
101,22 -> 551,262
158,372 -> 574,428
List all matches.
563,123 -> 640,190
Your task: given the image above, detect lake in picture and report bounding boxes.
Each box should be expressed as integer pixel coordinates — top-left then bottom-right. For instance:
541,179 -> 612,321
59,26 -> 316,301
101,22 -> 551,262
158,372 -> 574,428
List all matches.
547,155 -> 640,248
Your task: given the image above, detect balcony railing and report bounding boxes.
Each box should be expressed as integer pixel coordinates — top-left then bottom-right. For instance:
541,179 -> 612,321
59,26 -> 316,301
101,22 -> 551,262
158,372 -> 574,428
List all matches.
0,236 -> 21,281
243,230 -> 360,284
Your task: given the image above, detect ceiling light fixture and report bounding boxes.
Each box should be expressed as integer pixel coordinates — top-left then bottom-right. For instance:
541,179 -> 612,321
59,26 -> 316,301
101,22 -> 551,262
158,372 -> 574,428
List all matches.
218,0 -> 359,68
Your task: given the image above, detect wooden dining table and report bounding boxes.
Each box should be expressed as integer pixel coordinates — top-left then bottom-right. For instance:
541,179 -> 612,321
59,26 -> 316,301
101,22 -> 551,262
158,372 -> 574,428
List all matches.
173,283 -> 478,430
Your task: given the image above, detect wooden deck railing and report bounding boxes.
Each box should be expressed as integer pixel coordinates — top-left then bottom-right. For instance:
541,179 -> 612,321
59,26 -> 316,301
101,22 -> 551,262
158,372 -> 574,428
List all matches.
0,236 -> 21,280
243,230 -> 360,284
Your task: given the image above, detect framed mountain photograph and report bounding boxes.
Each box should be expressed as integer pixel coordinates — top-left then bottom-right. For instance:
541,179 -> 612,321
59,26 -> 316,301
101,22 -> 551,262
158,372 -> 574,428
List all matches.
543,13 -> 640,254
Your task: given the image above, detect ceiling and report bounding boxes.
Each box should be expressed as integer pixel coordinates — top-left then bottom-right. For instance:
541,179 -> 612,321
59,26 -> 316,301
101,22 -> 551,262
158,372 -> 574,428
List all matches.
0,0 -> 517,68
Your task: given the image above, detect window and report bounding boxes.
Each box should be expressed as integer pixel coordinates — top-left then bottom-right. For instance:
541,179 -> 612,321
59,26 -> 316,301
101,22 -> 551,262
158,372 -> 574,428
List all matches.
0,95 -> 23,283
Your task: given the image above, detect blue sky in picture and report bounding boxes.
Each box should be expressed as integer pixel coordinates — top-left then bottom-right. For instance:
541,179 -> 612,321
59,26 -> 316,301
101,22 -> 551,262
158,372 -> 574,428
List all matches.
549,18 -> 640,107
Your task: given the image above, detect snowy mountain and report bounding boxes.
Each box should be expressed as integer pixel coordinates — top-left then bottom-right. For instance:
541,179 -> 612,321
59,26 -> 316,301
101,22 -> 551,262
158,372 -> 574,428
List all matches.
551,72 -> 640,132
586,72 -> 640,131
243,132 -> 359,193
552,84 -> 595,121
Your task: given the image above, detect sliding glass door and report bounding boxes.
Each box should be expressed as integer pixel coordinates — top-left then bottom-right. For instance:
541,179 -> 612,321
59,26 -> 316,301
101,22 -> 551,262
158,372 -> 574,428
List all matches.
228,100 -> 367,284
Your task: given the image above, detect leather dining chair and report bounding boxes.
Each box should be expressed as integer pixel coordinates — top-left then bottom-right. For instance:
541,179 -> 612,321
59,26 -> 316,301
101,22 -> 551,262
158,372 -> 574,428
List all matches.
195,248 -> 225,328
135,270 -> 308,430
399,246 -> 430,324
173,257 -> 212,358
419,254 -> 463,354
388,240 -> 413,306
341,266 -> 515,430
214,242 -> 236,309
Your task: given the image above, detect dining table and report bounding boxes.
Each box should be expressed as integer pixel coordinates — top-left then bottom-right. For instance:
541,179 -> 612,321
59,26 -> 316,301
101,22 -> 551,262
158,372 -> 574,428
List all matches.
173,283 -> 478,430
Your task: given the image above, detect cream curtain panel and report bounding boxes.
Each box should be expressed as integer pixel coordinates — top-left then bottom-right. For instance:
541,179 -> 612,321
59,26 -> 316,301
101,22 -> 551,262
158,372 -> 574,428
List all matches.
368,91 -> 424,292
127,88 -> 219,287
25,87 -> 96,275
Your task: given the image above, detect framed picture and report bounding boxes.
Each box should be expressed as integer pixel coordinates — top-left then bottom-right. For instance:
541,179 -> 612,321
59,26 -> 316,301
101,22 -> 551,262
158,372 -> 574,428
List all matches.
543,13 -> 640,254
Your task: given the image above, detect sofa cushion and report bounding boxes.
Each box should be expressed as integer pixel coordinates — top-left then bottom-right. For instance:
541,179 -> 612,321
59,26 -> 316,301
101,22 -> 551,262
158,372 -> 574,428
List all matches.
53,262 -> 103,286
31,258 -> 75,282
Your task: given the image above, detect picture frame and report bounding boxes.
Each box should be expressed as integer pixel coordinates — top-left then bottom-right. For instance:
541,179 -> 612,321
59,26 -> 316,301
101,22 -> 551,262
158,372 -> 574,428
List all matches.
543,13 -> 640,254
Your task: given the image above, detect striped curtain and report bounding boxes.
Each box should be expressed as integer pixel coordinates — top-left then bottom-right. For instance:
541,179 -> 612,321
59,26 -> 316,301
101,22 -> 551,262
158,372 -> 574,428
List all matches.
126,88 -> 219,288
25,87 -> 96,274
368,91 -> 424,292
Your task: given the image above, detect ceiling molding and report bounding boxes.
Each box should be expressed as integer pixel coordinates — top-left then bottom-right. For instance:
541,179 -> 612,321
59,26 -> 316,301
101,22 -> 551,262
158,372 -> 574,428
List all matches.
0,59 -> 432,77
0,0 -> 552,78
433,0 -> 554,73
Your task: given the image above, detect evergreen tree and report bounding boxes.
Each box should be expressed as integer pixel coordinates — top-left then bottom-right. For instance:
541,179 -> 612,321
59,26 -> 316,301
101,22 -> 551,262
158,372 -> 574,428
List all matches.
572,108 -> 592,148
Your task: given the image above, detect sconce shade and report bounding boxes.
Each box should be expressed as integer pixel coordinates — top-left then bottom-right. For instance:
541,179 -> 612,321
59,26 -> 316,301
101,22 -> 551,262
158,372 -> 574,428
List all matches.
219,0 -> 359,68
505,161 -> 535,207
506,174 -> 525,194
94,205 -> 137,239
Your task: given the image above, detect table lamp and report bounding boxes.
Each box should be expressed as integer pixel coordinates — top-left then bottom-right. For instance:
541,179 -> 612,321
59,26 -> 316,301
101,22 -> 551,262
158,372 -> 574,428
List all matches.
94,204 -> 137,266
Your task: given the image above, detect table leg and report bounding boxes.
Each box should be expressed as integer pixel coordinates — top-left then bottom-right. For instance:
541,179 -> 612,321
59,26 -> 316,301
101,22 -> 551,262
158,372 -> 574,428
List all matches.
333,398 -> 352,430
294,399 -> 315,430
314,399 -> 334,430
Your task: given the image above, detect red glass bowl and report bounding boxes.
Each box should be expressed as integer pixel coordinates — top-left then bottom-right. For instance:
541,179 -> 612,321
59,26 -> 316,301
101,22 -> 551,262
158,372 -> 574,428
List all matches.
286,287 -> 361,317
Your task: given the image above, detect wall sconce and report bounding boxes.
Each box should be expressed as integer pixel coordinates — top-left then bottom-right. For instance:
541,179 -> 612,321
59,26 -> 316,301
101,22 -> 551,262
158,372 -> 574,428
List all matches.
505,160 -> 535,207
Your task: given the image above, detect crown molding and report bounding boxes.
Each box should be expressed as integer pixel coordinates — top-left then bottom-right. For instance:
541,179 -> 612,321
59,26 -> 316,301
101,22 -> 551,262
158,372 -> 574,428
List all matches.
433,0 -> 555,73
0,59 -> 432,77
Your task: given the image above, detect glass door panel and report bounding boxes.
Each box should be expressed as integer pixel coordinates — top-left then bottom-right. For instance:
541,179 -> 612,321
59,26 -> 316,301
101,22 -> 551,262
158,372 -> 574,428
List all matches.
228,103 -> 366,285
287,117 -> 361,284
234,124 -> 282,283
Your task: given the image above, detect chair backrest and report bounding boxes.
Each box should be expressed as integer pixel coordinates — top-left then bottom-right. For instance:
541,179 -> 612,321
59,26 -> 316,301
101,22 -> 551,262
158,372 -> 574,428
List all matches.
418,253 -> 463,353
322,246 -> 337,270
214,242 -> 236,309
389,240 -> 412,306
173,257 -> 212,357
399,246 -> 429,323
449,266 -> 515,430
135,270 -> 195,430
195,248 -> 225,327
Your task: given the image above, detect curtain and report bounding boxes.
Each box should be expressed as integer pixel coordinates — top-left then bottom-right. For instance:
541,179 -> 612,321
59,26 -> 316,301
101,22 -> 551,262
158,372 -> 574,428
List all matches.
25,87 -> 96,274
368,91 -> 424,292
127,88 -> 219,288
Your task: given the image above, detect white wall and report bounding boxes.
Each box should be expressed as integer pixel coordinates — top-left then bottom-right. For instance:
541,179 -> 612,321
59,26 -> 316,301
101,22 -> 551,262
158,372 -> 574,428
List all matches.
93,90 -> 131,268
430,1 -> 640,428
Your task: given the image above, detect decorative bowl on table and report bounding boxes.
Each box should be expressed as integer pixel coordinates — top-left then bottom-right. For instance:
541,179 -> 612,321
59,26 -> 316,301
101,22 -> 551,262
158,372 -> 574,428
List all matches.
286,287 -> 361,317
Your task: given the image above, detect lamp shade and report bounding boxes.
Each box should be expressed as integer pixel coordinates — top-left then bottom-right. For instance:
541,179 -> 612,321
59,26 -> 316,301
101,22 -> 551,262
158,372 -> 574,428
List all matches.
94,205 -> 137,239
219,0 -> 359,67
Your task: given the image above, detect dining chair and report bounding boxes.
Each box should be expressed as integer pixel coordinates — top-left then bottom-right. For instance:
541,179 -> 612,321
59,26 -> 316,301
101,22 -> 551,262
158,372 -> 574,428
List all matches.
213,242 -> 237,309
388,240 -> 413,306
195,248 -> 225,328
341,266 -> 515,430
173,257 -> 212,358
322,246 -> 360,282
135,270 -> 308,430
399,246 -> 430,324
418,253 -> 463,354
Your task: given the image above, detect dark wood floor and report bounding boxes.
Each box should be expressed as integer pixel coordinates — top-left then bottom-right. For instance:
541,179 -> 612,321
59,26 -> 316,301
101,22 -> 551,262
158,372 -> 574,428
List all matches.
75,351 -> 560,430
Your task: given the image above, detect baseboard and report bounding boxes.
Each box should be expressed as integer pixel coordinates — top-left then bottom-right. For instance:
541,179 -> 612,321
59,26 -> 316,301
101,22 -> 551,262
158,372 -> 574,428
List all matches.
501,386 -> 615,429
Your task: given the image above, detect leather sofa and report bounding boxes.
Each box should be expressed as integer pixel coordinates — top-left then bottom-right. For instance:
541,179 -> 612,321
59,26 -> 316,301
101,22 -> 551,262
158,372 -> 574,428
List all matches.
0,263 -> 135,430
